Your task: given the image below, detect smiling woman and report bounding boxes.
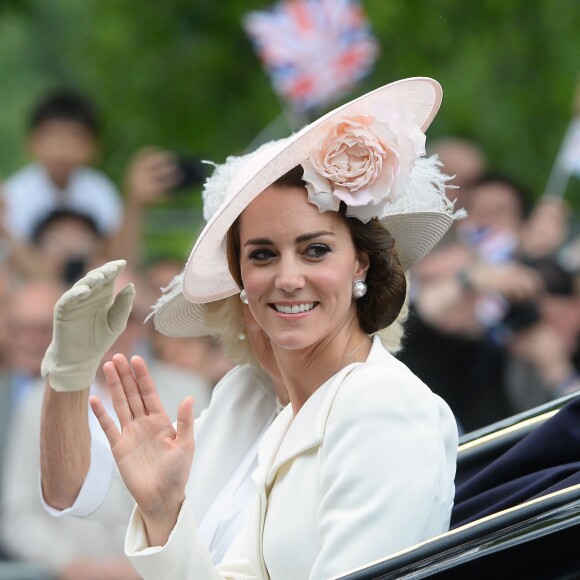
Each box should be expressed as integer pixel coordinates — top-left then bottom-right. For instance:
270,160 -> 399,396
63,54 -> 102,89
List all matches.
237,183 -> 370,368
90,77 -> 465,580
227,165 -> 408,337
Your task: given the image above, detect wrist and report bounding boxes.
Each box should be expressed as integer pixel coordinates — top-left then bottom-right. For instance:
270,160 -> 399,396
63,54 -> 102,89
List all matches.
43,364 -> 99,392
140,495 -> 185,548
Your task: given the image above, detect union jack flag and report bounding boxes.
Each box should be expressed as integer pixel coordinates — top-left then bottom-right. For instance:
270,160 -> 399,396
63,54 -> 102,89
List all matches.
244,0 -> 379,113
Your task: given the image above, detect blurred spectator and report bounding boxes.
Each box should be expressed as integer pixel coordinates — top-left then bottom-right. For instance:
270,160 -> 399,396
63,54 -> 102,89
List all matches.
144,255 -> 184,294
108,147 -> 193,266
0,266 -> 13,372
0,184 -> 46,282
1,279 -> 64,409
152,332 -> 235,387
31,209 -> 107,285
2,90 -> 123,242
520,195 -> 570,260
505,195 -> 580,411
403,172 -> 580,426
0,279 -> 63,492
415,173 -> 540,340
428,136 -> 487,206
399,173 -> 540,431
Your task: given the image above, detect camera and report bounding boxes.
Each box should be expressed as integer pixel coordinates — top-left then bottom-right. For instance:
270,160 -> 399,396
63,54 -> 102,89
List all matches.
62,257 -> 87,285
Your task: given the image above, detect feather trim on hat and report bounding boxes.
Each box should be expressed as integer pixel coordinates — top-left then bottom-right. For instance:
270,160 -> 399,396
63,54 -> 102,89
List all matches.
383,155 -> 466,220
201,140 -> 285,222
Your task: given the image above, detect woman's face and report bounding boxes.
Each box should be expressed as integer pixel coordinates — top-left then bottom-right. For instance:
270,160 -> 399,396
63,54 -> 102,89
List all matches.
238,185 -> 369,352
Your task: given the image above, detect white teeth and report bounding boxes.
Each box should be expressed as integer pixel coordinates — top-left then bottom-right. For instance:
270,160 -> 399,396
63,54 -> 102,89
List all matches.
274,302 -> 315,314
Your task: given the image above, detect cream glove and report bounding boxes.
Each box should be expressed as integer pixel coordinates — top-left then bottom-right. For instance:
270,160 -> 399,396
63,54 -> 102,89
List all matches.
41,260 -> 136,392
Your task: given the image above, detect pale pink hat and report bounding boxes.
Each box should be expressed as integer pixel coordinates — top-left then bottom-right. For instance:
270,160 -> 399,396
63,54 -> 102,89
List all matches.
182,77 -> 463,304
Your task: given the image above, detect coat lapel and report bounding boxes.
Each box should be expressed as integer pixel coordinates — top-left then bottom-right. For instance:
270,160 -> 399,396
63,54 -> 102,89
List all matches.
251,336 -> 388,577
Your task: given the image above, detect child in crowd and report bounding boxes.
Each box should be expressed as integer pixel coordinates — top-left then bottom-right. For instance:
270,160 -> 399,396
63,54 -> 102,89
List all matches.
2,90 -> 123,241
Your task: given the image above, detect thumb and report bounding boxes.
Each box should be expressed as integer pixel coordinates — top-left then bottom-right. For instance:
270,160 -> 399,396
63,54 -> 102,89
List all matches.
176,396 -> 195,444
108,283 -> 136,334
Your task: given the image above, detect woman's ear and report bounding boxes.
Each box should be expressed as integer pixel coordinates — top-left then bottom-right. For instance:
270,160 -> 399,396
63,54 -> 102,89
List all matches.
354,250 -> 370,280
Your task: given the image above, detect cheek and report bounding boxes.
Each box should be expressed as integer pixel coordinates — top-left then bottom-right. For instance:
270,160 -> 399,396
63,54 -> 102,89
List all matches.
312,264 -> 354,302
240,264 -> 269,297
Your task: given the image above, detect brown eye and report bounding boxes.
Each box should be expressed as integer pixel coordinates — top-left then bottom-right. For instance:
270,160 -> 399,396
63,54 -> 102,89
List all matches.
249,249 -> 276,261
305,244 -> 331,259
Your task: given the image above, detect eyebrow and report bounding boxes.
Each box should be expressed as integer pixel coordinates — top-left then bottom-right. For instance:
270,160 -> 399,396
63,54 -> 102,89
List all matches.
244,230 -> 335,247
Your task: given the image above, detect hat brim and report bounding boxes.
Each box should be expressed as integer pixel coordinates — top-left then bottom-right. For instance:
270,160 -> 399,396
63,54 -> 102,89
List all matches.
183,77 -> 443,303
153,292 -> 216,338
382,211 -> 453,270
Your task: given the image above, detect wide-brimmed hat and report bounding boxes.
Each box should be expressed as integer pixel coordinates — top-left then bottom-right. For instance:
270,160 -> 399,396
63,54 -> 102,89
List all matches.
182,77 -> 463,304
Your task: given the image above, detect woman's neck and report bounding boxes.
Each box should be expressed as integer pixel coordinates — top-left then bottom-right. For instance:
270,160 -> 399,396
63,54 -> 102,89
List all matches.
274,327 -> 372,415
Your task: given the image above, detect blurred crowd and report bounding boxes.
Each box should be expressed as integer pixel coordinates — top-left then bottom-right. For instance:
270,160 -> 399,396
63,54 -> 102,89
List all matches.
0,91 -> 234,579
0,90 -> 577,578
398,137 -> 580,433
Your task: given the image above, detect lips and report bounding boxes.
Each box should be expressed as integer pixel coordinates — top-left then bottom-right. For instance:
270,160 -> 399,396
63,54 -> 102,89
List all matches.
272,302 -> 316,314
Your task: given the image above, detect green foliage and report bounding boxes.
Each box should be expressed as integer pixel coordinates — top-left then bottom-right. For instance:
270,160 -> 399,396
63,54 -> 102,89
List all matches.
0,0 -> 578,260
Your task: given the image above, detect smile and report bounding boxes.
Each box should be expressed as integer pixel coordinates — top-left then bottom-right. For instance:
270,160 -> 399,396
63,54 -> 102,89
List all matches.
273,302 -> 316,314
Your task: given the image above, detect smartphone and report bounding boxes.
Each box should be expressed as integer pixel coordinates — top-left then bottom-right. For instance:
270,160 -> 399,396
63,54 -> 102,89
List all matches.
169,156 -> 206,193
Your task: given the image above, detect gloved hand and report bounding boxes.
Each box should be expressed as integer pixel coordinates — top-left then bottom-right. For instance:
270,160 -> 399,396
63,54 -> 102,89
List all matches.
41,260 -> 136,392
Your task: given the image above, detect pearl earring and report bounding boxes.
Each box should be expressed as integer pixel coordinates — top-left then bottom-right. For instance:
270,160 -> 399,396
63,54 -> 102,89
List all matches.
352,279 -> 367,299
239,289 -> 249,304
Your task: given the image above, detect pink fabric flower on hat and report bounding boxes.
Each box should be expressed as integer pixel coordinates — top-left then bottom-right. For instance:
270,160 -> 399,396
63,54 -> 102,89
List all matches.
302,104 -> 426,222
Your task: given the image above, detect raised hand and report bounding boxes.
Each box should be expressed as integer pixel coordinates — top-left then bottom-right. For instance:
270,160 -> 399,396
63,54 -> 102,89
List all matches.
41,260 -> 135,391
90,354 -> 195,547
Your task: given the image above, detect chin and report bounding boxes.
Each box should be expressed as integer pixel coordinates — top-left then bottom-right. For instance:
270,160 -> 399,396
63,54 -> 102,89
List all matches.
269,330 -> 314,352
270,331 -> 322,350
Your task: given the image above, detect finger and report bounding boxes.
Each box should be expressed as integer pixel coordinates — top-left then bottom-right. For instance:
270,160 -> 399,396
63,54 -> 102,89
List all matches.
55,285 -> 92,312
89,395 -> 121,448
72,269 -> 105,290
54,286 -> 91,318
112,353 -> 147,419
108,284 -> 136,334
74,260 -> 127,289
130,356 -> 167,416
103,360 -> 133,428
176,396 -> 195,443
89,259 -> 127,279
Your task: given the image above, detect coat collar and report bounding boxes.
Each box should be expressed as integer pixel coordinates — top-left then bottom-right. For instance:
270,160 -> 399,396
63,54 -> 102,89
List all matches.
253,336 -> 388,488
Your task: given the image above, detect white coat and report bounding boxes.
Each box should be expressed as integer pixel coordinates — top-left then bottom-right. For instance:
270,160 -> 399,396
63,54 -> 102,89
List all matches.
126,337 -> 458,580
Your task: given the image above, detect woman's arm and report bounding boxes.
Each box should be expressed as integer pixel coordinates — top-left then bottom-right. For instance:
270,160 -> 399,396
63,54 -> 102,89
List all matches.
39,260 -> 136,520
40,386 -> 91,509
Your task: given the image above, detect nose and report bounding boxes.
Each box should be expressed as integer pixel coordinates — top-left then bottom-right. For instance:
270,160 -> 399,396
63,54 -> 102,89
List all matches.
275,255 -> 305,293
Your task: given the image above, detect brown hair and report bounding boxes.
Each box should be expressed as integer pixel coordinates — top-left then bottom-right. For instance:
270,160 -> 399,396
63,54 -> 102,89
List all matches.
226,166 -> 407,334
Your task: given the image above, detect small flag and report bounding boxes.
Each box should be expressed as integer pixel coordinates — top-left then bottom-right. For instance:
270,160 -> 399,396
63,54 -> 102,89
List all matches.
244,0 -> 379,113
